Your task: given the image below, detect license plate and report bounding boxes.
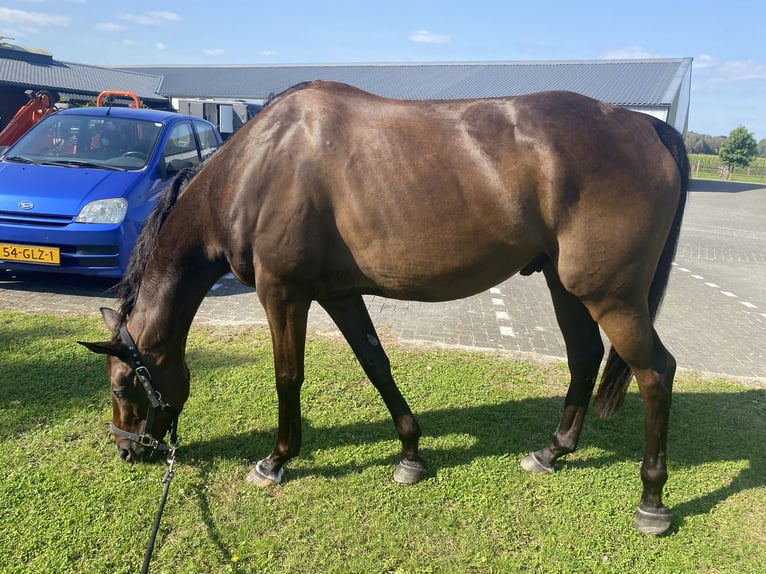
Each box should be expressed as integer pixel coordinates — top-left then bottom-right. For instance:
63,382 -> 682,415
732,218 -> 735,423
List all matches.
0,243 -> 60,265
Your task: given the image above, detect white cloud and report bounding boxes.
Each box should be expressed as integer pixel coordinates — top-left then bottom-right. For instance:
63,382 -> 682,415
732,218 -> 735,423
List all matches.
601,45 -> 655,60
695,54 -> 715,69
409,30 -> 451,45
715,59 -> 766,81
260,50 -> 278,57
119,11 -> 180,26
155,42 -> 167,50
203,48 -> 224,56
693,54 -> 766,82
94,22 -> 127,32
122,39 -> 136,47
0,7 -> 70,29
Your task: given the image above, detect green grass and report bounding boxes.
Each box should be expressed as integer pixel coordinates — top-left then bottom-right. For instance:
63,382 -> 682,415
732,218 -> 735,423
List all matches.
1,310 -> 764,573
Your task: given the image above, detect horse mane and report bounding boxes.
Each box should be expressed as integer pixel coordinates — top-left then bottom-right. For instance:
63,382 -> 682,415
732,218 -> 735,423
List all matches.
263,81 -> 315,108
115,165 -> 201,320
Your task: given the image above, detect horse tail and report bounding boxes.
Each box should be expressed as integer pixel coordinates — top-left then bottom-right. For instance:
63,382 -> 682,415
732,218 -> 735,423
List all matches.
593,119 -> 690,418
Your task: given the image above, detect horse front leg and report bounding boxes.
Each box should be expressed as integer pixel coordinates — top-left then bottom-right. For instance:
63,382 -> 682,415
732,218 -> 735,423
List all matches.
522,264 -> 604,473
247,288 -> 310,487
320,295 -> 426,484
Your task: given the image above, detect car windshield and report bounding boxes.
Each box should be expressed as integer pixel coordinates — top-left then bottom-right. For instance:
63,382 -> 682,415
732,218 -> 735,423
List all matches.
5,113 -> 163,171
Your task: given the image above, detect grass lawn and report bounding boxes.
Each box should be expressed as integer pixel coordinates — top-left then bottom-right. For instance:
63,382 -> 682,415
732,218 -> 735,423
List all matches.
0,310 -> 764,573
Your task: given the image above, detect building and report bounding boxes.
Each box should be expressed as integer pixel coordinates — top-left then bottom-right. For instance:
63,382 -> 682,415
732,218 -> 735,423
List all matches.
0,41 -> 692,139
119,59 -> 692,137
0,42 -> 168,127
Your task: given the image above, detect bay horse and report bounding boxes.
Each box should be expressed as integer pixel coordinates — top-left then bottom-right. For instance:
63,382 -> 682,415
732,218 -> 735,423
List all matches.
80,81 -> 689,535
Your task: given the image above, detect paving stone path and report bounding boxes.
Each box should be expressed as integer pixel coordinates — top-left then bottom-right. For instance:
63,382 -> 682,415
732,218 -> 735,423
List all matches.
1,180 -> 764,384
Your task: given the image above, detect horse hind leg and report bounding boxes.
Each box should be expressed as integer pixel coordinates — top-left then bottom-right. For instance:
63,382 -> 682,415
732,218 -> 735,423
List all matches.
521,263 -> 604,474
319,295 -> 426,484
593,307 -> 676,535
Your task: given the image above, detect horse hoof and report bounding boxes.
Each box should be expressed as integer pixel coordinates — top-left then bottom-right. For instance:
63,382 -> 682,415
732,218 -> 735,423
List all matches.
393,458 -> 426,484
246,458 -> 284,488
634,504 -> 673,535
520,452 -> 554,474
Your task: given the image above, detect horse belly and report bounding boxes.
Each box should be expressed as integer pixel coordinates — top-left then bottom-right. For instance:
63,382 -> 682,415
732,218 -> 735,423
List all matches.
352,237 -> 537,302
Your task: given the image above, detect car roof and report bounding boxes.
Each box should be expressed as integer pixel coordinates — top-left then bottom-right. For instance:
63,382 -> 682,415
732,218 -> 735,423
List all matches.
55,106 -> 205,124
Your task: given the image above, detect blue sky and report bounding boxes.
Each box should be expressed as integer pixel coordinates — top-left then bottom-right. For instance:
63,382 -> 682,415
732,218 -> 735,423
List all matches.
2,0 -> 765,139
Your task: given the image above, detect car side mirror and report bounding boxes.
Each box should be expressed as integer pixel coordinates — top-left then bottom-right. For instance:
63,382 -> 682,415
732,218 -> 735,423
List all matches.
160,157 -> 194,180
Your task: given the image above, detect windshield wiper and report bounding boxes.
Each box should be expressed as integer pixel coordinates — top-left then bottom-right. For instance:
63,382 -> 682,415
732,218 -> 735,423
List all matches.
4,155 -> 38,164
38,159 -> 125,171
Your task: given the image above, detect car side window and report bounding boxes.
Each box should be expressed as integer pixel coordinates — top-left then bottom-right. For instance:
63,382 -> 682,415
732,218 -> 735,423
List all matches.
163,122 -> 199,171
194,121 -> 220,159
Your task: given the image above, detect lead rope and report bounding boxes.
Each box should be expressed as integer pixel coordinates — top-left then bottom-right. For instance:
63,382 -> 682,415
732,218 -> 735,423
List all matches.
140,418 -> 179,574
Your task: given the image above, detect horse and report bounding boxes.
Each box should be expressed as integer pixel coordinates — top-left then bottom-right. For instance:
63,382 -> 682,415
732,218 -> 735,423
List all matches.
80,80 -> 689,535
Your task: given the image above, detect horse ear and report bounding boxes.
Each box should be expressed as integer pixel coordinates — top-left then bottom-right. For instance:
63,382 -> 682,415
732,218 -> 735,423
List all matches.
77,308 -> 125,356
99,307 -> 122,333
78,340 -> 123,357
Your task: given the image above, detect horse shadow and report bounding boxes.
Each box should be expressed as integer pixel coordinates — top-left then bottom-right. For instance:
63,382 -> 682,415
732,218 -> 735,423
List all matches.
0,269 -> 118,298
689,178 -> 765,193
181,387 -> 765,534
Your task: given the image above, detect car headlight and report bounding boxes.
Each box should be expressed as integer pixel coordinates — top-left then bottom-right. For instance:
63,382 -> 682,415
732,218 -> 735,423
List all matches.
75,199 -> 128,224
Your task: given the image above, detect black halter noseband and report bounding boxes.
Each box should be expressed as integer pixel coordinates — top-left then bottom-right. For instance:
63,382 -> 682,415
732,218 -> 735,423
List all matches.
112,324 -> 180,453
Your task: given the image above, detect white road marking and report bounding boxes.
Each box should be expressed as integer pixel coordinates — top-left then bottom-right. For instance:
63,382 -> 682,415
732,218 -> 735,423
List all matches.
492,292 -> 514,337
678,264 -> 762,317
499,325 -> 515,337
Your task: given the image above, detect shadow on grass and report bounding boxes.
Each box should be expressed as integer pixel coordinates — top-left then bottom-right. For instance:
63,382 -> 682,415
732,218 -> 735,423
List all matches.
0,324 -> 262,437
0,315 -> 111,434
2,315 -> 762,542
180,388 -> 764,534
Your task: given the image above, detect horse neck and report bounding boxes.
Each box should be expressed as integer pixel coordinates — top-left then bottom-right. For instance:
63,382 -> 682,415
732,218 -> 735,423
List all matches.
129,200 -> 229,360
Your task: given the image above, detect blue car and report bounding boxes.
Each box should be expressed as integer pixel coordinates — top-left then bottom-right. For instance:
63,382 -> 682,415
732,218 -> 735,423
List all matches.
0,106 -> 222,277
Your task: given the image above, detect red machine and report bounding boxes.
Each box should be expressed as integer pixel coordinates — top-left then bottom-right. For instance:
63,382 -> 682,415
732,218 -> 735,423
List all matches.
0,91 -> 57,146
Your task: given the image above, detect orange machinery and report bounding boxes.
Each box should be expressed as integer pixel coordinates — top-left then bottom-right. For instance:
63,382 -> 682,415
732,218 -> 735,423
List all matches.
96,90 -> 141,108
0,91 -> 57,146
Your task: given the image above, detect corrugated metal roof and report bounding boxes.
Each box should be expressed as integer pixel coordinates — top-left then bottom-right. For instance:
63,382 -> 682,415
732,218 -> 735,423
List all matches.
114,59 -> 691,106
0,55 -> 166,103
0,53 -> 691,110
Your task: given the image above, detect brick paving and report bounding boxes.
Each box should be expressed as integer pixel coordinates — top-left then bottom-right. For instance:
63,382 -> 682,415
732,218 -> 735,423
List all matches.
1,180 -> 764,383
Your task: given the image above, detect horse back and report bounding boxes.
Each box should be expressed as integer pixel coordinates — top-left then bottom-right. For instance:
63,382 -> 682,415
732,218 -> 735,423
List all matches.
207,82 -> 684,301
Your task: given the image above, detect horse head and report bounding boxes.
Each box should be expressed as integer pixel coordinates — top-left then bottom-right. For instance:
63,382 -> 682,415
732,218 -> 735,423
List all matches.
79,307 -> 189,462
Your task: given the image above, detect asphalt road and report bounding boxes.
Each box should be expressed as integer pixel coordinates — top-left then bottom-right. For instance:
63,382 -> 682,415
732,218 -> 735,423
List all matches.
1,179 -> 764,383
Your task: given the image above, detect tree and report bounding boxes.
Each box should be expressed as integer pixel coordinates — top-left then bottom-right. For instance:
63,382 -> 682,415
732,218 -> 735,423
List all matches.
684,131 -> 726,154
757,137 -> 766,158
718,125 -> 757,169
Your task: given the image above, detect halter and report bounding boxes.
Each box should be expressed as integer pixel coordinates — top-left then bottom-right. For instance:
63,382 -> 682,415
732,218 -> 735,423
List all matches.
112,324 -> 180,453
114,324 -> 183,574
